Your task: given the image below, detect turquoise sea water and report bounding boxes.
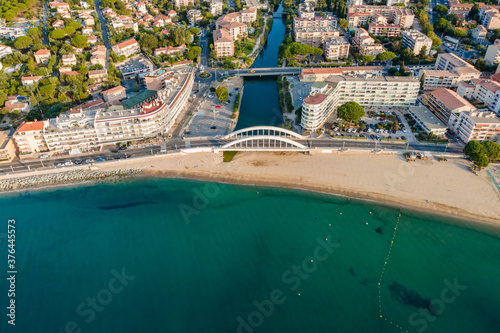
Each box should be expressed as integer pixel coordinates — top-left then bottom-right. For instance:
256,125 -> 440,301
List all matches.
1,178 -> 500,333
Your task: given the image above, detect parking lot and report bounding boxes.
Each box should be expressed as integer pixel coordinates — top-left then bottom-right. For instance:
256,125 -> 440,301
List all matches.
328,107 -> 417,142
184,77 -> 243,138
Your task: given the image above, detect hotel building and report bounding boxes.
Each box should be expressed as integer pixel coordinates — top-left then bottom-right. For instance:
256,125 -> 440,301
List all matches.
423,88 -> 476,125
301,75 -> 419,130
13,68 -> 195,155
322,36 -> 350,60
299,66 -> 383,82
457,79 -> 500,115
402,30 -> 432,56
448,111 -> 500,143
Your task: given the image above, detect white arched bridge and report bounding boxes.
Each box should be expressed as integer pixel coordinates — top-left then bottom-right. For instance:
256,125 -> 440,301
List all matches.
219,126 -> 309,152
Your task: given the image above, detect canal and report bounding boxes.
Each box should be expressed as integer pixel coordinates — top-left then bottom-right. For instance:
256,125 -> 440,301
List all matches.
235,5 -> 287,130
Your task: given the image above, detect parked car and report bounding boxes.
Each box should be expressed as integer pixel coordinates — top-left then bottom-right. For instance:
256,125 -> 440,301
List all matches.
39,154 -> 49,159
85,159 -> 95,164
74,161 -> 82,165
105,156 -> 113,161
64,161 -> 73,166
96,158 -> 104,162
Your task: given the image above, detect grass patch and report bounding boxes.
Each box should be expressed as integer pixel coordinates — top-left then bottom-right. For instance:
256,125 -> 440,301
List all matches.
223,151 -> 238,162
199,71 -> 211,78
244,41 -> 256,55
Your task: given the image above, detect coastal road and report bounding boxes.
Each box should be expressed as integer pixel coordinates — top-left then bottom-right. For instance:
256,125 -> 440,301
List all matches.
0,138 -> 461,176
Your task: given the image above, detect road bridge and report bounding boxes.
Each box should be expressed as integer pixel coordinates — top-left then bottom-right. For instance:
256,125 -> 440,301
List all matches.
218,67 -> 301,78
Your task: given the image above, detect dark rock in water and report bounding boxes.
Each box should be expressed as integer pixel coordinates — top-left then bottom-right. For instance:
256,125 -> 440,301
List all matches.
348,266 -> 357,278
388,281 -> 431,311
375,227 -> 383,234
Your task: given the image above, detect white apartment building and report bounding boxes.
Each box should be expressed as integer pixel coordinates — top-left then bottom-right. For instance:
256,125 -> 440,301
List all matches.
298,2 -> 315,19
423,88 -> 476,125
457,79 -> 500,115
368,23 -> 401,37
210,0 -> 223,16
293,16 -> 339,47
323,36 -> 350,60
187,9 -> 203,26
418,70 -> 460,90
299,66 -> 383,82
387,0 -> 409,5
112,38 -> 141,58
172,0 -> 194,8
472,25 -> 488,41
347,5 -> 414,29
301,75 -> 419,130
448,111 -> 500,142
13,121 -> 49,156
485,41 -> 500,65
353,28 -> 386,56
13,69 -> 195,154
435,52 -> 475,71
402,30 -> 432,56
0,45 -> 13,59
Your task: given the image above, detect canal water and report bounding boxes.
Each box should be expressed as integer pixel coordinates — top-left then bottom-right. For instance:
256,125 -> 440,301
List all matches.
235,6 -> 287,130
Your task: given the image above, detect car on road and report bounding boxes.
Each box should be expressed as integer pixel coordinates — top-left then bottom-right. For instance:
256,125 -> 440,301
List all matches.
105,156 -> 114,161
85,158 -> 95,164
110,149 -> 118,153
65,161 -> 73,166
114,155 -> 121,160
119,146 -> 127,150
74,161 -> 82,165
210,126 -> 217,129
208,93 -> 215,98
40,154 -> 49,159
216,105 -> 222,108
96,157 -> 104,162
56,163 -> 64,168
248,70 -> 255,73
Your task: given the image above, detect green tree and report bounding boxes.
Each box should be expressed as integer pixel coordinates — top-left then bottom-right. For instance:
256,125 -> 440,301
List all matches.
434,5 -> 448,16
216,86 -> 228,103
133,84 -> 139,91
399,61 -> 406,75
376,51 -> 396,62
418,46 -> 428,59
50,29 -> 66,39
185,46 -> 201,60
13,36 -> 33,49
481,141 -> 500,160
67,21 -> 82,30
434,18 -> 451,32
360,55 -> 373,63
72,35 -> 88,48
337,101 -> 365,124
63,26 -> 76,36
338,18 -> 348,30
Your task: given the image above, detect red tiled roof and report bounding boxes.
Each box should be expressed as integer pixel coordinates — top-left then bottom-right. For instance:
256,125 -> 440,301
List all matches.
103,85 -> 126,94
17,121 -> 45,132
303,93 -> 328,105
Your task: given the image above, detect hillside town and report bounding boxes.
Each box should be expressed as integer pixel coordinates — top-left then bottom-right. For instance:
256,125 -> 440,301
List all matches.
0,0 -> 498,172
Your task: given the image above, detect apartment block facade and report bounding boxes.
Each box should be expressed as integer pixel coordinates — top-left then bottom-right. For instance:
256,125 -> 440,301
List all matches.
301,76 -> 419,130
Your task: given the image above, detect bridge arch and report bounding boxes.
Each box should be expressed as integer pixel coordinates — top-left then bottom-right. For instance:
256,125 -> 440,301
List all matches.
224,126 -> 305,140
221,135 -> 307,150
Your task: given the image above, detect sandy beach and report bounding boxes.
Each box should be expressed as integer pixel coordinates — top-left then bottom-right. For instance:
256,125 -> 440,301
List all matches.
2,150 -> 499,225
133,150 -> 500,225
